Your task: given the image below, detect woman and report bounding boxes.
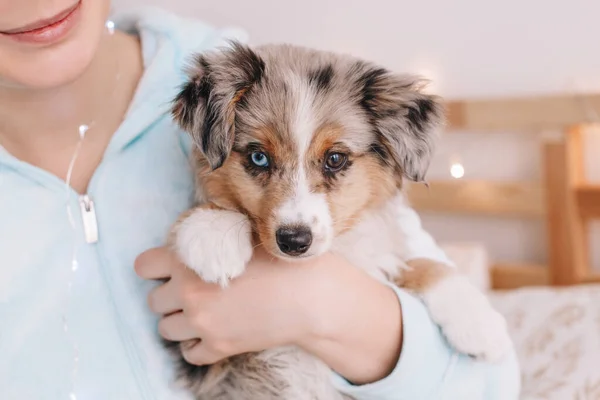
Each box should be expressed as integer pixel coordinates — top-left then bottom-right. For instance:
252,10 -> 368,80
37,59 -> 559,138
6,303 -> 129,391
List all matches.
0,1 -> 520,399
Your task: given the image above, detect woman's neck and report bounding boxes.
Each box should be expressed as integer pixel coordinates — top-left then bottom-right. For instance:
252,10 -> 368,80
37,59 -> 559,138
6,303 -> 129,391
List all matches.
0,30 -> 143,193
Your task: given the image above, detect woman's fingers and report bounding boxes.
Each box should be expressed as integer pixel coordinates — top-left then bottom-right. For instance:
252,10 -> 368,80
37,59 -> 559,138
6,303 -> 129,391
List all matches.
181,340 -> 224,366
134,246 -> 180,280
158,312 -> 198,342
147,280 -> 182,315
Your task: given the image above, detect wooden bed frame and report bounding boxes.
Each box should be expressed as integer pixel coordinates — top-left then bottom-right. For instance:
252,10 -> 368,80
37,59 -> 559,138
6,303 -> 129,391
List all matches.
406,93 -> 600,290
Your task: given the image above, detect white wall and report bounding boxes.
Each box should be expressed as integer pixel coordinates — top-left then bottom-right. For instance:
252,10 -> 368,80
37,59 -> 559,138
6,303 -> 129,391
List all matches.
113,0 -> 600,99
112,0 -> 600,268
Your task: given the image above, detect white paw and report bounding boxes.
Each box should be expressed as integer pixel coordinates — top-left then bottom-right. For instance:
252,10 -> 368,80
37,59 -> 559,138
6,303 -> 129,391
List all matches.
174,208 -> 253,287
423,275 -> 513,362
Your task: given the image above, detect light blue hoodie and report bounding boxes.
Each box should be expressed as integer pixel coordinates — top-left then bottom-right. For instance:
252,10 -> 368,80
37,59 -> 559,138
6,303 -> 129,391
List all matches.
0,7 -> 520,400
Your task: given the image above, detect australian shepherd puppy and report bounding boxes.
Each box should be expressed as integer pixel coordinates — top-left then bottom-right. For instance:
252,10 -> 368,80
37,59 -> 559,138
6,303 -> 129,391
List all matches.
165,41 -> 512,400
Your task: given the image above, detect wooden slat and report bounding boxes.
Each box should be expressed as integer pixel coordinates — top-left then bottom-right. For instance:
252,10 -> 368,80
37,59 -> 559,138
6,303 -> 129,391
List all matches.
445,94 -> 600,131
568,128 -> 587,186
406,180 -> 545,218
582,274 -> 600,284
576,185 -> 600,218
565,128 -> 591,284
490,263 -> 549,289
543,127 -> 590,285
543,141 -> 571,285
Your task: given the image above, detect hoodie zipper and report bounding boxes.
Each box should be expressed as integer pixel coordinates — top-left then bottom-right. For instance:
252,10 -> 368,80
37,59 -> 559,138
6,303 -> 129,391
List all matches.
79,194 -> 99,244
75,192 -> 154,400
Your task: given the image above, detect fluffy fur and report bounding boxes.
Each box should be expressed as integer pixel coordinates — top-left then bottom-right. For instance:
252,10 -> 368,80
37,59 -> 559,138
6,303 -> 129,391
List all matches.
166,41 -> 512,400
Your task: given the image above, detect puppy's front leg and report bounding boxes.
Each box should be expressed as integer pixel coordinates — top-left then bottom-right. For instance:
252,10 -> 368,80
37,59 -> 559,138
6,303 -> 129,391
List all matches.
169,204 -> 253,287
397,260 -> 513,362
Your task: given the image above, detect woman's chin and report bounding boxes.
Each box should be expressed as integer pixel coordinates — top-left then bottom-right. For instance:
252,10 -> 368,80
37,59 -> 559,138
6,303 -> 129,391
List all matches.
0,40 -> 97,89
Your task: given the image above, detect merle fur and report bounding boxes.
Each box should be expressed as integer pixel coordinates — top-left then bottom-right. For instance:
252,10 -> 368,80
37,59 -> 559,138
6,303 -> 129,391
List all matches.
168,41 -> 445,400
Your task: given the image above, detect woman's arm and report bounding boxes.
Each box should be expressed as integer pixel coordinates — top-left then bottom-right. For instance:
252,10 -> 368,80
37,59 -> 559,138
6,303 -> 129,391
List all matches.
289,253 -> 404,385
323,201 -> 520,400
327,279 -> 520,400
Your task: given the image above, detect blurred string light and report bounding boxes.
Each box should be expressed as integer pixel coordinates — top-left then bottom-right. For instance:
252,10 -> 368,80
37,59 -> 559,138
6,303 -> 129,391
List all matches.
447,149 -> 465,179
450,161 -> 465,179
105,20 -> 115,35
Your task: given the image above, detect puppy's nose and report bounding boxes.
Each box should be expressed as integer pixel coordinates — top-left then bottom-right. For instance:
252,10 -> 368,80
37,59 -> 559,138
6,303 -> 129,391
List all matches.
276,226 -> 313,256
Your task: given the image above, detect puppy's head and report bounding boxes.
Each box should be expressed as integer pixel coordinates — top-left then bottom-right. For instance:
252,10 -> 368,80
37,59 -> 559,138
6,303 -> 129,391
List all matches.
173,42 -> 444,260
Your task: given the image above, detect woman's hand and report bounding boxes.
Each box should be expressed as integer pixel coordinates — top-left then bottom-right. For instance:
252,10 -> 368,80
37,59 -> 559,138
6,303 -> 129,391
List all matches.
135,246 -> 403,385
135,246 -> 317,364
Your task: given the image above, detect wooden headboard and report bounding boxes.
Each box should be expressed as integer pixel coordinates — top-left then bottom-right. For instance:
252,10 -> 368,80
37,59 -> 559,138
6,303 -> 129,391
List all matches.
405,93 -> 600,290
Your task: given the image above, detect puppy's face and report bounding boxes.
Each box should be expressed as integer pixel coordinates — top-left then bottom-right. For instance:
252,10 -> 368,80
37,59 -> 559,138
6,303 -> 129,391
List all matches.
173,42 -> 444,260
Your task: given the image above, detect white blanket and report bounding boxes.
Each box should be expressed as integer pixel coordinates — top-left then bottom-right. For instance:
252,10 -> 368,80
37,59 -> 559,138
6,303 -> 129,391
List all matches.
489,285 -> 600,400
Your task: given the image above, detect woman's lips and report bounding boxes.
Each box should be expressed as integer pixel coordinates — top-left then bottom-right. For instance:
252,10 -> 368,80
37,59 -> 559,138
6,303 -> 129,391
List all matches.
0,1 -> 82,45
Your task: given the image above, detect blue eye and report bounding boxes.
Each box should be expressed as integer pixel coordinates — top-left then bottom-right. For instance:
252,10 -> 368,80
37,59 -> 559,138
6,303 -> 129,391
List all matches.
250,151 -> 269,168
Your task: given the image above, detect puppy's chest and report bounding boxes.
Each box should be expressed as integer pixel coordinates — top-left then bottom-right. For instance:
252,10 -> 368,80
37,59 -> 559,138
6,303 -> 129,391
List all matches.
331,197 -> 409,282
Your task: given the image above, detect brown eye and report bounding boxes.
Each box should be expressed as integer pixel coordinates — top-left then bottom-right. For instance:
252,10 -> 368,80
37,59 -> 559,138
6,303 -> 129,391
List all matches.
325,153 -> 347,172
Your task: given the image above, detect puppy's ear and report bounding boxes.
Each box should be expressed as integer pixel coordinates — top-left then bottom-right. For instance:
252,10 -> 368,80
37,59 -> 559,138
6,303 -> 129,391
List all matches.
355,65 -> 445,183
172,41 -> 266,170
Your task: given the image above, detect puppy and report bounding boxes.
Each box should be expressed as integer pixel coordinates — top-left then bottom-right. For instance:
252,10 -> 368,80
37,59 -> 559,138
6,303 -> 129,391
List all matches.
165,41 -> 512,400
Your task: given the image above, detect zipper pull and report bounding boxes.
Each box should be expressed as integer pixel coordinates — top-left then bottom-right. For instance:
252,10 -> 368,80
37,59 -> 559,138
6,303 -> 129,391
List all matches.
79,194 -> 99,244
